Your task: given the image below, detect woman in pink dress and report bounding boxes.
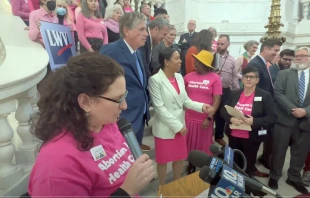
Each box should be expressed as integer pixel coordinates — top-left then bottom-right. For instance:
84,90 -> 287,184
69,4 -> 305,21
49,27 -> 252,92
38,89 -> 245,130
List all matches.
149,48 -> 214,185
184,50 -> 222,174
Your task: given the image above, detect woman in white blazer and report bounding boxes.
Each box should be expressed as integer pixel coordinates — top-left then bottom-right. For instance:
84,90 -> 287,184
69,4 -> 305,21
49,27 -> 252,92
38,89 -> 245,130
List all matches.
148,48 -> 213,185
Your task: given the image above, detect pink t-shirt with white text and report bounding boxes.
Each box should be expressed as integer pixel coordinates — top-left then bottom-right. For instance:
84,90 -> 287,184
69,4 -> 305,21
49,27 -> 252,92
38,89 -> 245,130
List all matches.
231,91 -> 255,139
28,123 -> 138,197
184,72 -> 222,122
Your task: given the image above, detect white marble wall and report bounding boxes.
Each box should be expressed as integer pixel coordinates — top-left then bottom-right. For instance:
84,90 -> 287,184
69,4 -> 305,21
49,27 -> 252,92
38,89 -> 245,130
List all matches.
167,0 -> 310,58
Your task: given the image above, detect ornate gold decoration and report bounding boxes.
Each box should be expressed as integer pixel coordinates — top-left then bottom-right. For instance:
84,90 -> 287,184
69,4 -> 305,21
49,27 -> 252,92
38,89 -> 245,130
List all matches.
260,0 -> 286,43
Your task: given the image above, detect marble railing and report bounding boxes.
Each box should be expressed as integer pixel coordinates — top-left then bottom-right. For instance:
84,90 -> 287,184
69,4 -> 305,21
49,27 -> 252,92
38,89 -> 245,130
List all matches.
131,0 -> 165,16
0,5 -> 48,197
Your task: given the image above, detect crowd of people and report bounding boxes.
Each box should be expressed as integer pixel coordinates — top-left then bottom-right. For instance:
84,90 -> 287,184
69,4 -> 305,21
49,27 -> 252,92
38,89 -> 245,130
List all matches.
9,0 -> 310,196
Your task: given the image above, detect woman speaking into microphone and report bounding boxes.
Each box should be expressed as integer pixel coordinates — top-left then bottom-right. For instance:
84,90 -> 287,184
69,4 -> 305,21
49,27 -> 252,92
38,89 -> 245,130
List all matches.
28,52 -> 154,197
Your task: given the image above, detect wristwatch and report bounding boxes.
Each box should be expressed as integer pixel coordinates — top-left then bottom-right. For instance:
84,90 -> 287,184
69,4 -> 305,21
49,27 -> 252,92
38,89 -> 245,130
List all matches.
207,117 -> 212,121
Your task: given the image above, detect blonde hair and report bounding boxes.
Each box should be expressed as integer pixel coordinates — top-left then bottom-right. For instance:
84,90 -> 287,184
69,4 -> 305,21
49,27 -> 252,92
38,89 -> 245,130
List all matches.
56,0 -> 72,24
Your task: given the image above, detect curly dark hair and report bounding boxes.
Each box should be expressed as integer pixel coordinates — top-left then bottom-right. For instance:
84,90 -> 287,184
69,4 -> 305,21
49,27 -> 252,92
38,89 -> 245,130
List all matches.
191,29 -> 213,52
32,52 -> 124,151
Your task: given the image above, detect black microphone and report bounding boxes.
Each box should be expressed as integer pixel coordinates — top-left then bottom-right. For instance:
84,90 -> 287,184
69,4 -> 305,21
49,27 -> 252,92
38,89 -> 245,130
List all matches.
188,150 -> 282,198
210,144 -> 247,171
117,118 -> 143,160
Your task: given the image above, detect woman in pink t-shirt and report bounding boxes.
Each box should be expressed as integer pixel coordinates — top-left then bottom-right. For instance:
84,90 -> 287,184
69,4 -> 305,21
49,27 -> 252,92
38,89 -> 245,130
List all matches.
28,53 -> 154,197
221,66 -> 275,178
184,50 -> 222,174
76,0 -> 108,52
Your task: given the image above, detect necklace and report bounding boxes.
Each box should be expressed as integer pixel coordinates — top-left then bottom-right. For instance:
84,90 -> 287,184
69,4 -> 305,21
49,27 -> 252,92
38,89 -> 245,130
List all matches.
169,78 -> 176,83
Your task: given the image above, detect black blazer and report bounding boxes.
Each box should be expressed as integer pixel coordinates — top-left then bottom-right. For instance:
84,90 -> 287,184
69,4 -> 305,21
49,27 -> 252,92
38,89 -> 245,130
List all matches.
139,33 -> 152,80
247,56 -> 273,95
106,28 -> 120,43
221,88 -> 276,143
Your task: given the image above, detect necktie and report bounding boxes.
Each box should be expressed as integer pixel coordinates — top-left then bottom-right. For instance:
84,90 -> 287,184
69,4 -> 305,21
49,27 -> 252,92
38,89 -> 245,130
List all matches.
299,71 -> 305,107
266,65 -> 274,87
133,52 -> 143,85
133,52 -> 146,114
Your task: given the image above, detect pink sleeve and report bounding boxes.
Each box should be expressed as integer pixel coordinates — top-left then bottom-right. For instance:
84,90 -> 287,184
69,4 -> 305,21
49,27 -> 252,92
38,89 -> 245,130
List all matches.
11,0 -> 30,19
213,74 -> 223,95
76,13 -> 92,50
28,11 -> 41,42
102,24 -> 108,44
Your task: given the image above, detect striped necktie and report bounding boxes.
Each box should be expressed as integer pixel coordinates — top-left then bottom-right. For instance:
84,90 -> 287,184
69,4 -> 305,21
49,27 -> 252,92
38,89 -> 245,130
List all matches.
299,71 -> 305,107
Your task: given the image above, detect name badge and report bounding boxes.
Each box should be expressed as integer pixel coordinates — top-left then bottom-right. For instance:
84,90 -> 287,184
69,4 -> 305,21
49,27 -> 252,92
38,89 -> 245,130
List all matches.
258,129 -> 267,136
90,145 -> 106,161
254,97 -> 262,101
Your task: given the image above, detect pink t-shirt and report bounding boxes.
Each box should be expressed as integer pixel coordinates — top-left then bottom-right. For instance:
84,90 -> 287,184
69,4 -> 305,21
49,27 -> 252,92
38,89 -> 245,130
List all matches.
212,40 -> 218,52
184,72 -> 222,122
28,123 -> 137,197
76,13 -> 108,50
231,91 -> 255,138
123,6 -> 133,13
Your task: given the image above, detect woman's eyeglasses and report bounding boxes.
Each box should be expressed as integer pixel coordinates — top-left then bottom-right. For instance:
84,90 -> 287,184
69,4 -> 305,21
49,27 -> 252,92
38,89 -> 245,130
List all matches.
242,75 -> 257,80
97,90 -> 128,106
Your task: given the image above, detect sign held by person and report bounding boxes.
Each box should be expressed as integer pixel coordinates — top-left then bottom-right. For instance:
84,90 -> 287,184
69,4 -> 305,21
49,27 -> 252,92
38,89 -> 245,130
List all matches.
40,21 -> 76,71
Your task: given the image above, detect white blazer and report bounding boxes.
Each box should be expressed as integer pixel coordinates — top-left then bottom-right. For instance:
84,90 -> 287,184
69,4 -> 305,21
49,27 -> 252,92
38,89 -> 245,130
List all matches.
149,69 -> 204,139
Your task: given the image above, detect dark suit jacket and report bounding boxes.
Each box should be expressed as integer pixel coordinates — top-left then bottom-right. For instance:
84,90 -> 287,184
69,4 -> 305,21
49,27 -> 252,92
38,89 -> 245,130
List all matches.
177,32 -> 197,50
274,68 -> 310,131
247,56 -> 273,95
139,31 -> 152,80
221,88 -> 276,142
269,64 -> 280,83
151,41 -> 180,71
100,39 -> 150,132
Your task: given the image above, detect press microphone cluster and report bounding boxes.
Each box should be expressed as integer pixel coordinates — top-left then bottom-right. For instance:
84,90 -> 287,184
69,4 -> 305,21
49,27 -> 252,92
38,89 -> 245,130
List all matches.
188,149 -> 283,198
117,118 -> 142,160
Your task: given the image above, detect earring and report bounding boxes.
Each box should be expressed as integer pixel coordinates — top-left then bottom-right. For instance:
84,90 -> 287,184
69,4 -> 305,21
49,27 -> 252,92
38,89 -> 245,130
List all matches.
85,112 -> 89,117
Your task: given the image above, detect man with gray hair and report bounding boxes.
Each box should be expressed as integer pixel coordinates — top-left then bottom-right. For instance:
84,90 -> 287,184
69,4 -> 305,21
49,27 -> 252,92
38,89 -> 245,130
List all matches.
139,16 -> 170,79
100,12 -> 151,151
269,47 -> 310,194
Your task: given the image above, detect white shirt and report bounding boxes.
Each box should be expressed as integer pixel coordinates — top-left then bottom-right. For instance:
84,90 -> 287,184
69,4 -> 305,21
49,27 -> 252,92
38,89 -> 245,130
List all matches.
123,39 -> 135,54
298,68 -> 309,101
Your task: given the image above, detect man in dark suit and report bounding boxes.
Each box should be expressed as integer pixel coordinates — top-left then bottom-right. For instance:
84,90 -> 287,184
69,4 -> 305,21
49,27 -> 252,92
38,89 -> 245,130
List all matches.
139,17 -> 170,80
247,38 -> 282,169
178,20 -> 197,76
100,12 -> 151,151
269,47 -> 310,194
269,49 -> 295,83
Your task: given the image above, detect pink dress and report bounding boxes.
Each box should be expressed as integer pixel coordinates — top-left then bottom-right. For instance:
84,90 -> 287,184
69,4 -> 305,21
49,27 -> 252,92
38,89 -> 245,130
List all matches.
154,77 -> 188,164
184,72 -> 222,155
28,123 -> 139,197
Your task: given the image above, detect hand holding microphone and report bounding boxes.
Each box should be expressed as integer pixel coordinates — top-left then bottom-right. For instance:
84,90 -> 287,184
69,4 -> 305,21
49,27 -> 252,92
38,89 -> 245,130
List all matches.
117,118 -> 155,196
120,154 -> 155,196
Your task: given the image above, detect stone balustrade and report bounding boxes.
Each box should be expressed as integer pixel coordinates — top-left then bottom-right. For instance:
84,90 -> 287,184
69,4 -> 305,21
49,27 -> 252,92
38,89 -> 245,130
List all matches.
301,0 -> 310,21
0,4 -> 48,197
